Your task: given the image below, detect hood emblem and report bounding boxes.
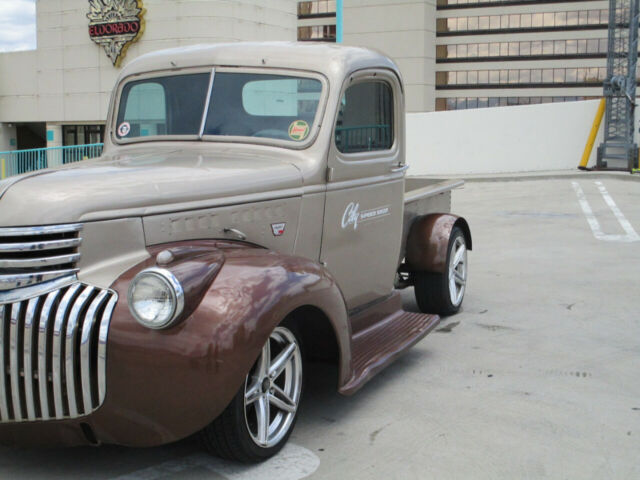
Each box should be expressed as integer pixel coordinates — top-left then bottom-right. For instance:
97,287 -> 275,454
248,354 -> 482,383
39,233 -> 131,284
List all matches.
271,223 -> 286,237
87,0 -> 146,67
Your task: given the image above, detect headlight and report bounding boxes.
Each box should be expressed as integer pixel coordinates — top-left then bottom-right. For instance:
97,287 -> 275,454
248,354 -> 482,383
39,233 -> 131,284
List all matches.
127,267 -> 184,329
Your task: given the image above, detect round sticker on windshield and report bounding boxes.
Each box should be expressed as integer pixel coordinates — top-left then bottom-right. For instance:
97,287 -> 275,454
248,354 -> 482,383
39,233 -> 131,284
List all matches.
118,122 -> 131,137
288,120 -> 310,141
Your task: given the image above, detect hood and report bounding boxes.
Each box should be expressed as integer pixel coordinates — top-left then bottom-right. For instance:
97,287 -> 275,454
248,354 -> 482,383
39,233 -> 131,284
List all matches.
0,148 -> 303,226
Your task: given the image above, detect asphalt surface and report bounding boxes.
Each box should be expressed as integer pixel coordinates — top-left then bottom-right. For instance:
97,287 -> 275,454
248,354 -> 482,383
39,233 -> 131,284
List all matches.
1,174 -> 639,479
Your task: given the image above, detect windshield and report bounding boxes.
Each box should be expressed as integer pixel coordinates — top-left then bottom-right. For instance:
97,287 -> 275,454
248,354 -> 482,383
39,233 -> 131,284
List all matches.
115,70 -> 323,144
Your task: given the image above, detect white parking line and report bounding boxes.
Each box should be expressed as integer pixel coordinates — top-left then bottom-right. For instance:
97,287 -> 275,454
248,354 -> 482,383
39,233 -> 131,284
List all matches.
109,443 -> 320,480
571,181 -> 640,243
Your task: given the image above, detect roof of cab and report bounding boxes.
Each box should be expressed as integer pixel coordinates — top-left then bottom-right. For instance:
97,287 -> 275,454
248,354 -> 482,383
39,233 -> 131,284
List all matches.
117,42 -> 400,84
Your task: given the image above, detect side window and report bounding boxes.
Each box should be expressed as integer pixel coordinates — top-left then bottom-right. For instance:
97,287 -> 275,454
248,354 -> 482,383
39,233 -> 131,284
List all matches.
123,82 -> 167,137
335,81 -> 394,154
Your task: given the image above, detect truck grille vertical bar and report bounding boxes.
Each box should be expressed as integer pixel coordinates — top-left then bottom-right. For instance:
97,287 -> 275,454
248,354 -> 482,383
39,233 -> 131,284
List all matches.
80,291 -> 108,413
0,305 -> 8,420
65,286 -> 95,417
9,302 -> 24,421
38,289 -> 62,420
0,282 -> 116,423
23,297 -> 41,420
52,284 -> 81,418
98,296 -> 117,405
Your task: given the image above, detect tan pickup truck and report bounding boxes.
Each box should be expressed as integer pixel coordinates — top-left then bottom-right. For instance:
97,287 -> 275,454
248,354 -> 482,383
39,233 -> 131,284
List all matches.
0,43 -> 471,462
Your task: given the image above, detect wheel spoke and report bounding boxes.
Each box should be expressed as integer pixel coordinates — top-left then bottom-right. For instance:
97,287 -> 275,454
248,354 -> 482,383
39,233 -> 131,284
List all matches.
269,343 -> 297,381
257,339 -> 271,379
453,269 -> 465,285
269,384 -> 296,413
453,244 -> 466,267
256,395 -> 270,445
245,380 -> 261,405
449,275 -> 457,298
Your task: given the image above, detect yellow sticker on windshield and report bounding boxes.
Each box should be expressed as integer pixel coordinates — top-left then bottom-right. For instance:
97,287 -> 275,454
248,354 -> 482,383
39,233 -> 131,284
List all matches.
288,120 -> 310,141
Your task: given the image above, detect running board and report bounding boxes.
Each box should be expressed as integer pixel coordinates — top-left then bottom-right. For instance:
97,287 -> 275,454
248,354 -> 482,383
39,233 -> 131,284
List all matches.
339,298 -> 440,396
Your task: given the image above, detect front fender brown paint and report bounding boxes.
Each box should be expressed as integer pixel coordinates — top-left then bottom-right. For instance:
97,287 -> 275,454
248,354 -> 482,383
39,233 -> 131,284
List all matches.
405,214 -> 472,274
86,242 -> 349,447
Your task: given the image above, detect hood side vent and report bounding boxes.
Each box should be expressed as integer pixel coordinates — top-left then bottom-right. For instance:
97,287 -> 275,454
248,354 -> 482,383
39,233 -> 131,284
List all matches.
0,224 -> 82,291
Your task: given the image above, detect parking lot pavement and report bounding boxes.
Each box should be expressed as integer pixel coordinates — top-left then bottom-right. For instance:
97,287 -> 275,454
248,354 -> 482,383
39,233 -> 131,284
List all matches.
0,174 -> 638,479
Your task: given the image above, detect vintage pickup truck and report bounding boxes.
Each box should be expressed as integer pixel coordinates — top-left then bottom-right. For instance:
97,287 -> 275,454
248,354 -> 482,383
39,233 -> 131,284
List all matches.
0,43 -> 471,462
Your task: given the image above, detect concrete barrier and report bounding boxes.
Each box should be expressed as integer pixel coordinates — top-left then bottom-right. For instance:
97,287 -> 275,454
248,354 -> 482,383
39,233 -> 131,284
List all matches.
406,99 -> 615,175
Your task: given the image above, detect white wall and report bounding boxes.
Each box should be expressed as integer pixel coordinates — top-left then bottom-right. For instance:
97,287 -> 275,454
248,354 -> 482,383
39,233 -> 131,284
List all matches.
407,99 -> 608,175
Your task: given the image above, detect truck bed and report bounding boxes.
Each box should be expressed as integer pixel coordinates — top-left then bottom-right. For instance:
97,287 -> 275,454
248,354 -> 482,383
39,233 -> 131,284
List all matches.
404,177 -> 464,206
401,177 -> 464,258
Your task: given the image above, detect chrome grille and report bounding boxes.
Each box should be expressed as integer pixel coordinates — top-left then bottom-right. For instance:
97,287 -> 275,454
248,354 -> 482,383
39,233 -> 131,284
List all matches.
0,224 -> 83,291
0,283 -> 116,423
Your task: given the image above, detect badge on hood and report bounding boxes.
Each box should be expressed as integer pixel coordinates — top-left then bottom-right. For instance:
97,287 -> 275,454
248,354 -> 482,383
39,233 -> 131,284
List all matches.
271,223 -> 286,237
87,0 -> 146,67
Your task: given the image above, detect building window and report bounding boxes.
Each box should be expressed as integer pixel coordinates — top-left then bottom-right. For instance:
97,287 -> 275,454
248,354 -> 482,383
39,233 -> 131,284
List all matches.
436,96 -> 597,111
436,67 -> 611,87
437,9 -> 608,34
298,1 -> 336,18
437,38 -> 609,61
335,81 -> 394,154
63,125 -> 105,146
298,25 -> 336,41
437,0 -> 602,6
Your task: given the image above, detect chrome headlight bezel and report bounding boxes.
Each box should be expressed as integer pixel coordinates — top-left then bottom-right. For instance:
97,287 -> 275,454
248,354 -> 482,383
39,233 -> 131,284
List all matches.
127,267 -> 184,330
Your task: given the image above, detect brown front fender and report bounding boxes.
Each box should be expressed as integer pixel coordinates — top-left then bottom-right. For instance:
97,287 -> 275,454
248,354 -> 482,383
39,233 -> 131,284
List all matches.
88,241 -> 350,447
405,214 -> 472,274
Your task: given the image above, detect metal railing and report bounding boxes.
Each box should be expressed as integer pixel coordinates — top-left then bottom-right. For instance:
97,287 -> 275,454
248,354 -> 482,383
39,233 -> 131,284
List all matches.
0,144 -> 104,180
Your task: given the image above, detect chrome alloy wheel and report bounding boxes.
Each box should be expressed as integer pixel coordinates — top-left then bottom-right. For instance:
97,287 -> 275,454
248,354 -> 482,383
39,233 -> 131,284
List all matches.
244,326 -> 303,448
448,235 -> 467,307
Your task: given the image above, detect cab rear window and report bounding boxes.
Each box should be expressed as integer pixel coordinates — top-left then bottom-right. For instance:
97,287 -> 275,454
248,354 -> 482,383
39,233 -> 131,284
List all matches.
335,81 -> 394,154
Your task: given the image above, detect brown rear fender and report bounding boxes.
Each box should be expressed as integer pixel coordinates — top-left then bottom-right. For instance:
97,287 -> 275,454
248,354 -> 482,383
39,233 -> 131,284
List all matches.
405,214 -> 472,274
85,240 -> 350,447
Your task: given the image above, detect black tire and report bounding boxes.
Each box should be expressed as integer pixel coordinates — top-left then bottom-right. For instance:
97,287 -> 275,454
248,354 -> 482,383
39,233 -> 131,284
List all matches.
200,324 -> 304,463
414,226 -> 467,316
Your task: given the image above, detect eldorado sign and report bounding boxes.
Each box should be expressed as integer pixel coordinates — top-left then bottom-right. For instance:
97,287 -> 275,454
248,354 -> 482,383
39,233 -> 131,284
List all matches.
87,0 -> 146,67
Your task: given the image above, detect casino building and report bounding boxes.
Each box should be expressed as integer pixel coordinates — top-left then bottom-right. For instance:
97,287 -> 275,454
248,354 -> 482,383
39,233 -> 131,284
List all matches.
0,0 -> 297,152
0,0 -> 616,152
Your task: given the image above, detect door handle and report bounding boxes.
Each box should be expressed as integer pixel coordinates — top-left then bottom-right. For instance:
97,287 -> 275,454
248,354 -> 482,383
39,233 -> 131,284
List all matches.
390,164 -> 409,174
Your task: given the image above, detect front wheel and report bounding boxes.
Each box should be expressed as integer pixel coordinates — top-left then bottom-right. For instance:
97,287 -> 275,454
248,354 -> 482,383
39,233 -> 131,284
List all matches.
200,325 -> 303,462
414,226 -> 468,315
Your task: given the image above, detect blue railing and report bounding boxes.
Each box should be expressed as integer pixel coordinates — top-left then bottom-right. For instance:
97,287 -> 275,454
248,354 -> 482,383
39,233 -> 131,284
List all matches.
0,144 -> 104,179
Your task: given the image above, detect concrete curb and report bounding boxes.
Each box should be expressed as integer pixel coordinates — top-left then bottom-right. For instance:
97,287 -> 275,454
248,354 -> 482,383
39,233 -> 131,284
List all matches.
410,170 -> 640,183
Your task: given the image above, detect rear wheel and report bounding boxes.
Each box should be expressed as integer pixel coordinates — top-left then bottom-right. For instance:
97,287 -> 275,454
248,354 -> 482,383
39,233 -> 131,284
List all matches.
414,226 -> 467,315
200,325 -> 303,462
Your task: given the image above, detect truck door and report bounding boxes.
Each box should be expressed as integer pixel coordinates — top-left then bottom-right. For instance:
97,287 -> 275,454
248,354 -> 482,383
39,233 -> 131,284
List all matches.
320,70 -> 406,311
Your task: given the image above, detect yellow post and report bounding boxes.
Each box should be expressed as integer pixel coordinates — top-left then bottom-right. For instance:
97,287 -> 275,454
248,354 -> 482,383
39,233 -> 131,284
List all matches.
1,158 -> 5,180
579,97 -> 606,170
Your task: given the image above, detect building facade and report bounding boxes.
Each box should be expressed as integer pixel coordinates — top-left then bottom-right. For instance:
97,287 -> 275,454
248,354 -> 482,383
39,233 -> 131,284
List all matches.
342,1 -> 438,112
435,0 -> 612,110
0,0 -> 296,152
0,0 -> 628,153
